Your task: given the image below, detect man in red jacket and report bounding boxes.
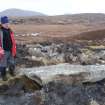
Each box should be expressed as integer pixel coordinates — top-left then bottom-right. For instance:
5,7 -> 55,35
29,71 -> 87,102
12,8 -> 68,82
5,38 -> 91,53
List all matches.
0,16 -> 16,81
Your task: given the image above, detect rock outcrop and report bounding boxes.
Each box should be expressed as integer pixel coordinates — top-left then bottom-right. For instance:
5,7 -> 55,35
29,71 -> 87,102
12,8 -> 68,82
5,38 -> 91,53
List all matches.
19,63 -> 105,84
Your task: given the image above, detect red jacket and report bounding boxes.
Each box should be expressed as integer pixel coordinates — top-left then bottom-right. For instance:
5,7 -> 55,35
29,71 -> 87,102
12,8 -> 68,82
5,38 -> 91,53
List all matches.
10,32 -> 16,57
0,30 -> 16,57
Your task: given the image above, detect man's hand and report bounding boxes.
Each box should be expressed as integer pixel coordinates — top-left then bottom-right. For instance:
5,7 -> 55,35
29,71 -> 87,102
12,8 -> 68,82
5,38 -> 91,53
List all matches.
0,47 -> 4,60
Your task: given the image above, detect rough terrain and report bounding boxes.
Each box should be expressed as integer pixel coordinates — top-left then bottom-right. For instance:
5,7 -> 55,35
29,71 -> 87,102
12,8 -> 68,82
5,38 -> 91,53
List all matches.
1,14 -> 105,105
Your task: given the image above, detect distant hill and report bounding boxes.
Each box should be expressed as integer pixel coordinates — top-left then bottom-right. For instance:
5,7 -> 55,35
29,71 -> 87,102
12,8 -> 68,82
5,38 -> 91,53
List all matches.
6,13 -> 105,25
67,13 -> 105,21
0,8 -> 46,17
51,13 -> 105,24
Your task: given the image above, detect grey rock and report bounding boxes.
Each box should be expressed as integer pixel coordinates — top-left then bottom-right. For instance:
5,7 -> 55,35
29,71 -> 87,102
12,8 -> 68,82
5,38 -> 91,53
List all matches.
19,63 -> 105,84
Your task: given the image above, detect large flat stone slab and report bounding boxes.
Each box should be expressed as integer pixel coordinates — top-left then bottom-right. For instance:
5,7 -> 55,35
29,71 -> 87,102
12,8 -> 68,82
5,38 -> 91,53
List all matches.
19,63 -> 105,84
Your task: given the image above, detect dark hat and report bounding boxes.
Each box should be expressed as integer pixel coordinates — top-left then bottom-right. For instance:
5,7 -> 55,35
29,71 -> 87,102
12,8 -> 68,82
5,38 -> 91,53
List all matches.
1,16 -> 9,24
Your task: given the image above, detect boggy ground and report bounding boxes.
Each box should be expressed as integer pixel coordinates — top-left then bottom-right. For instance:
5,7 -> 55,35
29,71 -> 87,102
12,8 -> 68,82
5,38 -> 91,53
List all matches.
0,74 -> 105,105
16,41 -> 105,68
44,80 -> 105,105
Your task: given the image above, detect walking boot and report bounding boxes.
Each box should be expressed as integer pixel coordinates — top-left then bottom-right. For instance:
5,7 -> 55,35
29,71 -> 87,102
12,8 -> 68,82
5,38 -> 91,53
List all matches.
0,67 -> 8,81
9,65 -> 16,76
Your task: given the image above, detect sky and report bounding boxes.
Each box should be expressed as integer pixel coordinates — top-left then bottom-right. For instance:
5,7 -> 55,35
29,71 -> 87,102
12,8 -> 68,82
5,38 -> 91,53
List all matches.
0,0 -> 105,15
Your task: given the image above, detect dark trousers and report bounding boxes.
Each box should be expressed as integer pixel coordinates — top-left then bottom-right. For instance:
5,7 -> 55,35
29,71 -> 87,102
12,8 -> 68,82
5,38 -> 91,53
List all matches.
0,67 -> 6,77
0,51 -> 15,77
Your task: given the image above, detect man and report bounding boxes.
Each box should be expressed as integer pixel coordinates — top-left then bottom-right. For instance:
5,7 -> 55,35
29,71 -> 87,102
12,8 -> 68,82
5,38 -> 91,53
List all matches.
0,16 -> 16,81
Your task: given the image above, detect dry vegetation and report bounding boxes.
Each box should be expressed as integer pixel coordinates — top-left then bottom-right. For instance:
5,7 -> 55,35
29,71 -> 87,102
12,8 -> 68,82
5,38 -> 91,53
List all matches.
9,14 -> 105,44
10,24 -> 105,44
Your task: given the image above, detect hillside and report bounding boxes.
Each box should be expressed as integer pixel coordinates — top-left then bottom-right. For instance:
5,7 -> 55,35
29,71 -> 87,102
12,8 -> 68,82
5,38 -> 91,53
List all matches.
0,8 -> 45,17
9,13 -> 105,25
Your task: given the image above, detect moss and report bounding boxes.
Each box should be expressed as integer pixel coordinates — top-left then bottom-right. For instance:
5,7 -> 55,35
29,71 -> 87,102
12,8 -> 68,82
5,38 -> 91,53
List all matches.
0,75 -> 42,95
